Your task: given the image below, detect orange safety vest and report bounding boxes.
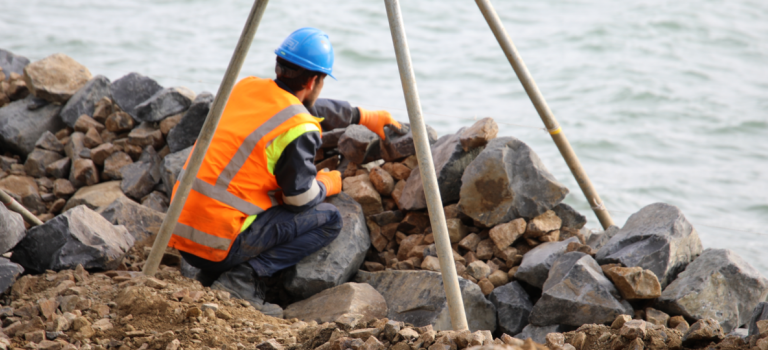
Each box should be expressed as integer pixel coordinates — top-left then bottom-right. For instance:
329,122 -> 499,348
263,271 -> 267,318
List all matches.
168,77 -> 322,262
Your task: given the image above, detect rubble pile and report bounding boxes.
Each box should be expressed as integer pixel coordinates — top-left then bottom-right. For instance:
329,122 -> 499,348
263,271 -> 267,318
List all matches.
2,49 -> 768,350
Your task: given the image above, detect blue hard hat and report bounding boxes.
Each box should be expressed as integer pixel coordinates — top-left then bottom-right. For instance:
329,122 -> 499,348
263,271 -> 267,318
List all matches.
275,27 -> 336,79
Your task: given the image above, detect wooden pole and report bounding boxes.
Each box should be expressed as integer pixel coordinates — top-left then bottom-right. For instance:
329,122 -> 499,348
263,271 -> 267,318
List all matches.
384,0 -> 469,331
143,0 -> 270,276
475,0 -> 615,229
0,189 -> 44,226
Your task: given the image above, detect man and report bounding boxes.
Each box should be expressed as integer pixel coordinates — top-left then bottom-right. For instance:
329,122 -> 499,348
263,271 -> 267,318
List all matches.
170,27 -> 401,317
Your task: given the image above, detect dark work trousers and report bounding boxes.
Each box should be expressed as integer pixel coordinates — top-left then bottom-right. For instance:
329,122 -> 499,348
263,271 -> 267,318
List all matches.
180,202 -> 342,278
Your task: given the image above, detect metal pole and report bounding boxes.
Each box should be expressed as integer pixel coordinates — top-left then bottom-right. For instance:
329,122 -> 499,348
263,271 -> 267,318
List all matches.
475,0 -> 615,229
143,0 -> 270,276
384,0 -> 469,331
0,189 -> 43,226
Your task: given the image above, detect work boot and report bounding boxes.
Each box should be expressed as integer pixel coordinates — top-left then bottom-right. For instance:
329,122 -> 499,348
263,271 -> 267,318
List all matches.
211,263 -> 283,318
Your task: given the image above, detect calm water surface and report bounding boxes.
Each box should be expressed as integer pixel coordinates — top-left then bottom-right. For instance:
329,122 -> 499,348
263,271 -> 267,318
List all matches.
2,0 -> 767,274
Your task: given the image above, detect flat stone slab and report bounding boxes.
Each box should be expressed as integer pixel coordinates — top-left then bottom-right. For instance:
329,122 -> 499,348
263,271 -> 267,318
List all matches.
283,282 -> 387,324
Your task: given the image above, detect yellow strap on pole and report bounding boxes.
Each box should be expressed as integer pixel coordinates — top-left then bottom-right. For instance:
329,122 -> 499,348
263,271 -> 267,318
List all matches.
143,0 -> 271,276
475,0 -> 615,229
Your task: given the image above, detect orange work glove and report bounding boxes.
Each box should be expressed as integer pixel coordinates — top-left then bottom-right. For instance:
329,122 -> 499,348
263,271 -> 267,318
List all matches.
358,107 -> 402,139
316,169 -> 342,197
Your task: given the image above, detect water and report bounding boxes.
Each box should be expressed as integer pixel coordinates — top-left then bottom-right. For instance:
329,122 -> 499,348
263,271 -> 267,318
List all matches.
2,0 -> 767,274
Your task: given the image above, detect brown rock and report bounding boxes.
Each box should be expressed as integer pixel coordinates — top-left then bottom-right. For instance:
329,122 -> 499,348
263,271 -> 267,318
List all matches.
24,149 -> 63,178
64,132 -> 85,161
284,283 -> 387,323
397,234 -> 424,261
83,127 -> 102,148
46,157 -> 71,179
105,112 -> 135,133
25,329 -> 46,343
70,158 -> 99,187
399,211 -> 430,235
620,320 -> 647,340
92,96 -> 113,123
315,156 -> 340,172
368,221 -> 388,252
338,125 -> 380,164
369,166 -> 395,196
0,175 -> 46,213
390,180 -> 406,209
459,117 -> 498,152
53,178 -> 76,198
100,129 -> 117,144
421,256 -> 441,272
475,239 -> 495,260
62,180 -> 127,212
488,269 -> 509,287
478,278 -> 494,296
159,113 -> 182,135
128,122 -> 164,149
443,203 -> 461,219
669,316 -> 689,330
390,163 -> 412,181
458,233 -> 482,251
645,307 -> 669,327
35,131 -> 65,153
90,143 -> 115,166
23,53 -> 92,103
538,229 -> 560,243
102,152 -> 133,180
489,218 -> 526,250
526,210 -> 562,237
603,266 -> 662,300
446,218 -> 468,243
342,174 -> 383,216
466,260 -> 492,281
74,115 -> 105,133
682,318 -> 724,345
50,198 -> 66,214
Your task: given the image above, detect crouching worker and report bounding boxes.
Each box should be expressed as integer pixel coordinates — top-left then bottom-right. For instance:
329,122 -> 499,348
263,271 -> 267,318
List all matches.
168,27 -> 400,318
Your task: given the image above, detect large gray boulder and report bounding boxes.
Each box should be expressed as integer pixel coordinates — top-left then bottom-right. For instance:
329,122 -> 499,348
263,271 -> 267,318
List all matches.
167,92 -> 213,153
489,281 -> 533,336
99,196 -> 165,243
60,75 -> 111,127
355,270 -> 496,332
0,258 -> 24,295
283,193 -> 369,299
134,87 -> 195,123
529,252 -> 633,327
553,203 -> 587,230
596,203 -> 703,287
109,72 -> 163,120
458,137 -> 568,227
0,49 -> 30,80
514,324 -> 570,344
0,96 -> 64,157
398,128 -> 483,210
748,302 -> 768,338
657,249 -> 768,333
0,204 -> 25,254
515,237 -> 580,289
121,146 -> 162,201
379,123 -> 438,162
162,146 -> 192,195
11,205 -> 135,273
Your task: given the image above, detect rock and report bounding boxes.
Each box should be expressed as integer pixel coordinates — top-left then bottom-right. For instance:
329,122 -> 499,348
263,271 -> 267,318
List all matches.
22,53 -> 92,104
159,113 -> 182,135
105,112 -> 135,133
166,92 -> 213,153
596,203 -> 703,287
128,122 -> 163,149
645,308 -> 670,327
141,191 -> 168,213
342,174 -> 383,216
681,319 -> 724,347
0,258 -> 24,295
53,179 -> 75,198
0,204 -> 25,254
611,314 -> 631,329
134,87 -> 195,123
368,210 -> 404,226
338,125 -> 380,164
459,233 -> 482,252
284,282 -> 387,323
489,281 -> 533,336
552,203 -> 586,230
459,118 -> 498,152
45,158 -> 70,179
514,324 -> 568,344
620,320 -> 647,340
0,49 -> 30,80
69,158 -> 99,187
0,96 -> 64,157
466,261 -> 492,281
64,132 -> 84,160
103,152 -> 133,180
369,166 -> 395,196
0,175 -> 46,214
100,196 -> 165,243
109,72 -> 163,120
586,226 -> 619,251
525,210 -> 561,237
11,205 -> 134,273
121,146 -> 162,200
458,137 -> 568,227
83,128 -> 103,149
59,76 -> 111,127
514,237 -> 579,289
24,149 -> 63,178
669,316 -> 689,331
390,163 -> 412,181
488,270 -> 509,287
379,123 -> 438,162
446,218 -> 468,243
421,256 -> 441,272
284,193 -> 369,298
355,270 -> 496,332
161,146 -> 192,195
528,252 -> 633,327
602,266 -> 661,300
748,302 -> 768,338
398,129 -> 483,210
489,218 -> 526,250
92,96 -> 113,123
657,248 -> 768,333
35,131 -> 64,153
62,181 -> 128,212
90,143 -> 115,166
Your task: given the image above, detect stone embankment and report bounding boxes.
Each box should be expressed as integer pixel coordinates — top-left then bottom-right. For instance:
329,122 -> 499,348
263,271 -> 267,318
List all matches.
1,49 -> 768,350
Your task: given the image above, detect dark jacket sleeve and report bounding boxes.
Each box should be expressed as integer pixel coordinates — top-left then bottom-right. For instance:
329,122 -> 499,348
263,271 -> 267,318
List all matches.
273,130 -> 326,212
309,98 -> 360,131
